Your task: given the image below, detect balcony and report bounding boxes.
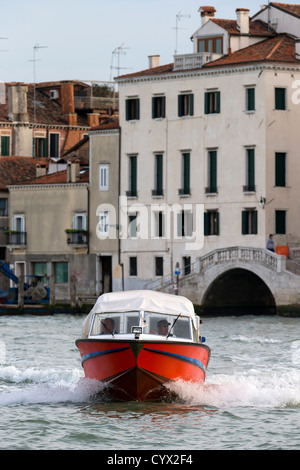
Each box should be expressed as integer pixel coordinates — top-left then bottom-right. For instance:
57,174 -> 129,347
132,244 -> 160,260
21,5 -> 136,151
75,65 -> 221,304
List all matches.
178,188 -> 191,196
243,185 -> 256,193
5,231 -> 27,245
152,189 -> 164,197
173,52 -> 223,71
74,96 -> 118,111
205,187 -> 218,194
65,229 -> 88,245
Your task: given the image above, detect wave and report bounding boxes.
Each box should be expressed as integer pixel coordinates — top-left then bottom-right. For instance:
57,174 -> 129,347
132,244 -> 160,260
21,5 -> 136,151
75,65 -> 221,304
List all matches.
0,365 -> 105,406
167,369 -> 300,409
230,335 -> 281,344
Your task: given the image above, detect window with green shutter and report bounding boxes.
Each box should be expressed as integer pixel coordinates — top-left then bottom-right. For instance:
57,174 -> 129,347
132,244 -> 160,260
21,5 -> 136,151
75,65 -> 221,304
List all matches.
153,154 -> 163,196
180,153 -> 190,195
1,136 -> 10,156
55,262 -> 68,283
246,87 -> 255,112
242,210 -> 257,235
275,210 -> 286,234
126,98 -> 140,120
152,96 -> 165,119
206,150 -> 217,193
275,88 -> 286,110
178,94 -> 194,117
127,156 -> 137,197
275,152 -> 286,187
244,148 -> 255,192
204,211 -> 219,235
204,91 -> 220,114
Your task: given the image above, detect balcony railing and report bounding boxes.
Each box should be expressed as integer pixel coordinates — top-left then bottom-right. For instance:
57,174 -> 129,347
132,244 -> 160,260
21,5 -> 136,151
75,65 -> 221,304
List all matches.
5,231 -> 27,245
152,189 -> 164,197
65,229 -> 88,245
178,188 -> 191,196
74,96 -> 118,111
173,52 -> 223,71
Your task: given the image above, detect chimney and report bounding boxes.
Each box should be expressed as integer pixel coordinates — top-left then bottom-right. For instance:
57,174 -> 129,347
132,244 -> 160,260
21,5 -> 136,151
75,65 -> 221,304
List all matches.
87,113 -> 100,127
70,159 -> 80,183
236,8 -> 250,34
36,164 -> 47,178
8,83 -> 29,122
61,82 -> 77,126
199,6 -> 216,26
148,55 -> 160,68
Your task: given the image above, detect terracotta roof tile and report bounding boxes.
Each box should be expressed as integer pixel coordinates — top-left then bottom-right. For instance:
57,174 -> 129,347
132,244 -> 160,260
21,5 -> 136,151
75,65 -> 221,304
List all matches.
11,167 -> 89,186
204,34 -> 299,68
210,18 -> 275,36
271,2 -> 300,18
117,63 -> 174,80
0,156 -> 49,190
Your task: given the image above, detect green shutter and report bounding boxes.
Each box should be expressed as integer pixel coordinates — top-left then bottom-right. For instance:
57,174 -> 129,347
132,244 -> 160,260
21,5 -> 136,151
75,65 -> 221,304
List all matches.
204,212 -> 209,235
161,96 -> 166,118
130,156 -> 137,195
189,94 -> 194,116
275,88 -> 286,110
152,97 -> 156,119
156,154 -> 163,194
1,136 -> 10,156
215,212 -> 220,235
253,210 -> 258,234
126,99 -> 130,120
275,152 -> 286,187
216,91 -> 221,113
135,99 -> 140,120
183,153 -> 190,193
204,92 -> 209,114
247,88 -> 255,111
209,151 -> 217,191
276,210 -> 286,234
247,149 -> 255,190
242,211 -> 247,235
178,95 -> 183,117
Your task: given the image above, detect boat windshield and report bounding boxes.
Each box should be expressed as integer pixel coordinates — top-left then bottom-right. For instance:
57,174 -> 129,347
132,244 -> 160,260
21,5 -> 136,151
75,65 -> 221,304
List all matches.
89,311 -> 192,340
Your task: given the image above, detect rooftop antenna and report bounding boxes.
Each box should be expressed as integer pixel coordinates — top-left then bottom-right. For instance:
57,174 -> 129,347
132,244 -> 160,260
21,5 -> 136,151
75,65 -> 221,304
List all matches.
28,44 -> 47,156
110,44 -> 131,81
174,11 -> 190,55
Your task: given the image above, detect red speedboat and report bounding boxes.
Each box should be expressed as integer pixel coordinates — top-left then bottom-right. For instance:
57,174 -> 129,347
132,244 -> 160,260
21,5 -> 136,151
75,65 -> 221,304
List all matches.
76,290 -> 210,401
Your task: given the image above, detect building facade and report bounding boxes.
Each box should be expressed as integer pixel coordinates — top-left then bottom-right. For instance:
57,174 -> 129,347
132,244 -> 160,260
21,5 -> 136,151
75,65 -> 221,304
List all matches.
116,3 -> 300,289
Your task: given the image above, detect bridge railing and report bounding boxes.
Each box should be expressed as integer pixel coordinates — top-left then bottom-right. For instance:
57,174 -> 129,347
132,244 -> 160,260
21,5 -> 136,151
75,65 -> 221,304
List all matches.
144,261 -> 198,291
198,246 -> 285,273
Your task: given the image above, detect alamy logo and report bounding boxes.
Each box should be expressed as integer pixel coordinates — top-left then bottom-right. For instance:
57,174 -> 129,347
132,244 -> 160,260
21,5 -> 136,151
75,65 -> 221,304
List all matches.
96,196 -> 204,251
292,80 -> 300,105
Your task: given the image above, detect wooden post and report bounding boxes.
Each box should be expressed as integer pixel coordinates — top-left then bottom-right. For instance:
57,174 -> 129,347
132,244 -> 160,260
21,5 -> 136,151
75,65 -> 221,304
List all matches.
70,275 -> 77,309
18,275 -> 24,311
50,275 -> 55,307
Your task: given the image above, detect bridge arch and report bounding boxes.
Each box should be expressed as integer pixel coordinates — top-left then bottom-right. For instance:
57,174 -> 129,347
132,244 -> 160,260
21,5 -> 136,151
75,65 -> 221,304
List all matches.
201,267 -> 276,315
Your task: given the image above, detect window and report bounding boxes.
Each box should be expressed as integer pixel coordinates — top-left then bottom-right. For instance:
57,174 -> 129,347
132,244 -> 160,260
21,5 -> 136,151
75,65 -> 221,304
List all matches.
49,133 -> 60,159
177,211 -> 193,237
197,36 -> 223,54
0,198 -> 8,216
33,262 -> 47,283
72,214 -> 87,244
179,152 -> 190,195
244,148 -> 255,192
275,210 -> 286,234
128,214 -> 137,238
242,209 -> 257,235
155,257 -> 164,276
98,211 -> 109,235
1,136 -> 10,156
205,91 -> 220,114
55,262 -> 68,283
204,211 -> 219,235
152,96 -> 166,119
206,150 -> 217,193
275,152 -> 286,187
99,164 -> 109,191
126,155 -> 137,197
178,93 -> 194,117
33,137 -> 47,158
153,154 -> 163,196
246,87 -> 255,112
183,256 -> 191,275
126,98 -> 140,120
129,257 -> 137,276
154,211 -> 164,238
275,88 -> 286,110
12,215 -> 26,245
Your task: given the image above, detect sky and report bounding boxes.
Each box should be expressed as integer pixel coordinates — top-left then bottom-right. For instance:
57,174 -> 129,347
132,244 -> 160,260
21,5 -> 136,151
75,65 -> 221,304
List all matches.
1,0 -> 266,84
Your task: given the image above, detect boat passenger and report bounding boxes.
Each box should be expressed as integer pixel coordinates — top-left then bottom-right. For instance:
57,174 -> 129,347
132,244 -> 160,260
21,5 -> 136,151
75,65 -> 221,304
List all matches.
157,319 -> 171,336
101,318 -> 117,335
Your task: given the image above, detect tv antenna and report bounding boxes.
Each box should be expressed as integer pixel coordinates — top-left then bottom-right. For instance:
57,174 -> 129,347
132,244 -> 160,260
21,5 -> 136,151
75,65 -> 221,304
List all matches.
174,11 -> 190,55
110,44 -> 131,81
28,43 -> 47,127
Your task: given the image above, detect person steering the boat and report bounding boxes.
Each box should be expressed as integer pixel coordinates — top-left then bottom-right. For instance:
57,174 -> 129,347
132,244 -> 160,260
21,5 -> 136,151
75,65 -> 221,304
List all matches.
157,319 -> 172,336
101,318 -> 117,335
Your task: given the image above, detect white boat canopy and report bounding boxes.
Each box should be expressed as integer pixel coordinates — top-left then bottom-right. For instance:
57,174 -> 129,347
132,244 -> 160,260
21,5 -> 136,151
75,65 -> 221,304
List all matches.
82,290 -> 197,338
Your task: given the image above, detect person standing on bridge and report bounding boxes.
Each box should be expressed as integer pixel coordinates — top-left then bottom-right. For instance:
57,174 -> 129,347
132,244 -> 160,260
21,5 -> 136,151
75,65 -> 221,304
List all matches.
267,234 -> 275,252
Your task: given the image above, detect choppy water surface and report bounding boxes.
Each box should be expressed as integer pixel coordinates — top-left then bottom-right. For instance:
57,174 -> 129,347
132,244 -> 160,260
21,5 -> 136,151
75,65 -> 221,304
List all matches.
0,313 -> 300,450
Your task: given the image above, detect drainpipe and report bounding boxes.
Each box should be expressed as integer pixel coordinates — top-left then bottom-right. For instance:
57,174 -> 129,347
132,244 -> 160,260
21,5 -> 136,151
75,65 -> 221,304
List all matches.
118,125 -> 124,291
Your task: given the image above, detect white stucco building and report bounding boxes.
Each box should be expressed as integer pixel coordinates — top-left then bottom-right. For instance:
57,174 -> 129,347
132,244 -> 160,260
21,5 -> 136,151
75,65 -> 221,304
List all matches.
115,3 -> 300,290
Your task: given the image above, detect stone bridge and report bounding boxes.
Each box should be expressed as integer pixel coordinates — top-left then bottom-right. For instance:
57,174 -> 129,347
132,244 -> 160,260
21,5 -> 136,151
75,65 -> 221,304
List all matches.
145,246 -> 300,315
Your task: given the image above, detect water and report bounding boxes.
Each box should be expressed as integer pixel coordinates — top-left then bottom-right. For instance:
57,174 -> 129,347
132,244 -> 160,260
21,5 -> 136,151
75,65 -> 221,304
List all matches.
1,313 -> 300,450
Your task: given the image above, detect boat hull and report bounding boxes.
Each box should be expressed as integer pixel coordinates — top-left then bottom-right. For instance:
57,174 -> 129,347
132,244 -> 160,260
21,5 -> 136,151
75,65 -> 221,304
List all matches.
75,339 -> 211,401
